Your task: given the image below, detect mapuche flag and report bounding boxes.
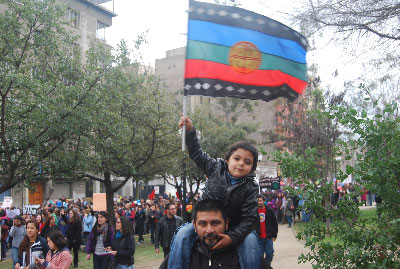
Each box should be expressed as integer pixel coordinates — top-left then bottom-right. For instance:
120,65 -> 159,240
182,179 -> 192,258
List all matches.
184,1 -> 308,102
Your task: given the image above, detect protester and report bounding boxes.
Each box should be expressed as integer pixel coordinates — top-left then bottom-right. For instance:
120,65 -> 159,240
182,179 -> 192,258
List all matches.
66,210 -> 82,268
148,205 -> 161,244
107,216 -> 135,269
255,194 -> 278,266
85,211 -> 114,269
57,209 -> 68,237
41,215 -> 59,241
168,115 -> 260,269
83,209 -> 94,244
135,205 -> 146,243
155,203 -> 183,258
0,209 -> 11,261
161,199 -> 270,269
15,220 -> 50,269
35,230 -> 72,269
284,194 -> 294,228
10,215 -> 26,267
35,215 -> 45,234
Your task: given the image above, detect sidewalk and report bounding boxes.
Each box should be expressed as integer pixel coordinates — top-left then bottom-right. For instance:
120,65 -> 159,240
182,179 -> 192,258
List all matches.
271,223 -> 312,269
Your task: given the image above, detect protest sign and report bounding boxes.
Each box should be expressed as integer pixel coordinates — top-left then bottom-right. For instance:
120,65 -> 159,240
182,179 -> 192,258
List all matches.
6,209 -> 20,219
93,193 -> 107,211
23,205 -> 40,215
1,196 -> 13,208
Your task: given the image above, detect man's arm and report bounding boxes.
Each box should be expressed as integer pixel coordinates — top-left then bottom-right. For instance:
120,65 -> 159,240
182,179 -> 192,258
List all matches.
155,219 -> 162,250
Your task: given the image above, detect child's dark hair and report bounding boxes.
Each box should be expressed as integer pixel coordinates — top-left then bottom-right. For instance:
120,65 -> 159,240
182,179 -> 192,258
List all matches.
225,141 -> 258,172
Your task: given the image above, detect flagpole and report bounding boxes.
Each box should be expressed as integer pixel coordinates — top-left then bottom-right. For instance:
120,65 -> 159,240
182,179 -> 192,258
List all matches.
182,95 -> 187,151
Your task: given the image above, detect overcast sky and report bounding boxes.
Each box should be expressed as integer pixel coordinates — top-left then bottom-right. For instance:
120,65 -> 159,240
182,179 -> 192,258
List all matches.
101,0 -> 360,92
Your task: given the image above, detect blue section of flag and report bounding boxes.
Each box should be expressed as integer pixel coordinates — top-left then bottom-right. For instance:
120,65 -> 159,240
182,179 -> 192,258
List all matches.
188,20 -> 306,64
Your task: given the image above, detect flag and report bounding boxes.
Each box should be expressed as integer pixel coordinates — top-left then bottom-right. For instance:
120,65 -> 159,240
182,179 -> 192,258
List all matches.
148,189 -> 156,200
185,1 -> 308,102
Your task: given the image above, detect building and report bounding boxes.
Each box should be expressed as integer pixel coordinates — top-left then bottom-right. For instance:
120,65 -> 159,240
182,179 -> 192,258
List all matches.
1,0 -> 119,208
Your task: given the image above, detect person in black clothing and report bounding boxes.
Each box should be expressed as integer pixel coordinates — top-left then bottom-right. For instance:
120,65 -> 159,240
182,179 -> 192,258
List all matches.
135,205 -> 146,243
40,214 -> 59,240
149,205 -> 161,244
106,216 -> 135,269
67,209 -> 82,268
155,203 -> 183,258
160,199 -> 270,269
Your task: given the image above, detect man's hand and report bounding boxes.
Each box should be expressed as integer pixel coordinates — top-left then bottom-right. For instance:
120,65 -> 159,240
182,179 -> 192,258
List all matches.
212,234 -> 232,250
272,238 -> 276,242
155,248 -> 160,254
86,254 -> 91,261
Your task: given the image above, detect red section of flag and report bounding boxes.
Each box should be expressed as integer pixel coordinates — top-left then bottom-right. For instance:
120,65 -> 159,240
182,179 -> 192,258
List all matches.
148,189 -> 155,200
176,191 -> 180,200
185,59 -> 307,94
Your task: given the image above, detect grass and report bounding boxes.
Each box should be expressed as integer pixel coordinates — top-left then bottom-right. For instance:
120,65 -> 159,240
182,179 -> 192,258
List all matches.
293,208 -> 377,245
1,234 -> 163,269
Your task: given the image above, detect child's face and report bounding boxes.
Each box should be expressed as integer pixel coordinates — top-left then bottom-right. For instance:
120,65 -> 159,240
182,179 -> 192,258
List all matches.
226,148 -> 254,178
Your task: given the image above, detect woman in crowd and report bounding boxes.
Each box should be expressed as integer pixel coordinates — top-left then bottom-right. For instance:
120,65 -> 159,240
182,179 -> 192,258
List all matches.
41,214 -> 59,240
107,216 -> 135,269
35,215 -> 44,234
58,208 -> 68,237
83,209 -> 94,244
15,220 -> 49,269
85,211 -> 114,269
10,216 -> 26,268
67,210 -> 82,268
35,230 -> 72,269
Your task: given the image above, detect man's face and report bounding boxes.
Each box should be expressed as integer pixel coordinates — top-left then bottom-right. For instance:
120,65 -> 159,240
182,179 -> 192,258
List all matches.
167,205 -> 176,217
193,210 -> 228,249
257,198 -> 265,208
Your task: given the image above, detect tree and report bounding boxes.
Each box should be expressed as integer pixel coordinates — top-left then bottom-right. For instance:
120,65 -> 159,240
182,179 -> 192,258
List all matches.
76,42 -> 180,221
0,0 -> 111,194
274,99 -> 400,267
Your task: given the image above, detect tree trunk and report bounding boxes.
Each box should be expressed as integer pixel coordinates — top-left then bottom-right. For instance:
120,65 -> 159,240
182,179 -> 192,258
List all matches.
135,178 -> 140,200
104,172 -> 116,225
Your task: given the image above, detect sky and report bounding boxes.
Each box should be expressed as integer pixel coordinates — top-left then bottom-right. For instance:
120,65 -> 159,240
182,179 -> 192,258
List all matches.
100,0 -> 360,92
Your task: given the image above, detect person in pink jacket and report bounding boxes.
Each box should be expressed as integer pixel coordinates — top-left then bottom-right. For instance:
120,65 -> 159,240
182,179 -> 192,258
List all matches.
36,230 -> 72,269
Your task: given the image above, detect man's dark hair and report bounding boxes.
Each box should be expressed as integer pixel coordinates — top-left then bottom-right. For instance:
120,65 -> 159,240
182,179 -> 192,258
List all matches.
256,194 -> 266,201
224,141 -> 258,172
166,203 -> 175,210
193,199 -> 228,223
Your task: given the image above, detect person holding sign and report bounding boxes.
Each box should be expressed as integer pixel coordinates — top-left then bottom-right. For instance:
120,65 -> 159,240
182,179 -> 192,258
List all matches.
15,220 -> 49,269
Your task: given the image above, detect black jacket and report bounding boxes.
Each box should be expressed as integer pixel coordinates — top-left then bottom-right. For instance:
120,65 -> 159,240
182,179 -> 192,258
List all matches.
255,205 -> 278,240
40,224 -> 59,240
186,128 -> 259,246
111,234 -> 135,266
135,210 -> 146,225
67,219 -> 82,246
155,215 -> 184,249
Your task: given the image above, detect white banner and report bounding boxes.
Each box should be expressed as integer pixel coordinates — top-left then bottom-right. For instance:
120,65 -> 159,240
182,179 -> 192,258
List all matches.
1,196 -> 12,208
23,205 -> 40,215
6,209 -> 20,219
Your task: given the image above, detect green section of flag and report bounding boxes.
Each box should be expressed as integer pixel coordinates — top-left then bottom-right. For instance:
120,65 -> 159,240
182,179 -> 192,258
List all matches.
187,40 -> 307,82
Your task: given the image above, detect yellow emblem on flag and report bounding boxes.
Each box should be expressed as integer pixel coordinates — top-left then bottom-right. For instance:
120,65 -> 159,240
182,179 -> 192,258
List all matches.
228,41 -> 262,74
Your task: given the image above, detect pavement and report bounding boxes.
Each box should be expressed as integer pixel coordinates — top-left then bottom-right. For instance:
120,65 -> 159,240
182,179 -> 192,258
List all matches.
271,222 -> 312,269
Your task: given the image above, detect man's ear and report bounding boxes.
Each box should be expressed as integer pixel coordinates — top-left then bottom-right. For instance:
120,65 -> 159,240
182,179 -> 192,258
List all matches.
225,218 -> 229,231
192,220 -> 197,233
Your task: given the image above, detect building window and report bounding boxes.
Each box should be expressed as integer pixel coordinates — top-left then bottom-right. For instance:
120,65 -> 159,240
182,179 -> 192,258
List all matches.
96,21 -> 108,41
66,8 -> 80,27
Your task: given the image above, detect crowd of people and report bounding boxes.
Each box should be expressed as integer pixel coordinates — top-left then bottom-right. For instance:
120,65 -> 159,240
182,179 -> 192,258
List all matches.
0,192 -> 188,269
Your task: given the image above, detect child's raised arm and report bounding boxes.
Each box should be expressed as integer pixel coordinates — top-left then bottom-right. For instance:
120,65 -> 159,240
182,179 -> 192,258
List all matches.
179,113 -> 193,132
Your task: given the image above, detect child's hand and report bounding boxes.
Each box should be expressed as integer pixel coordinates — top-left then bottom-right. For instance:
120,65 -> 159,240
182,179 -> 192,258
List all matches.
179,113 -> 193,132
212,234 -> 232,250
